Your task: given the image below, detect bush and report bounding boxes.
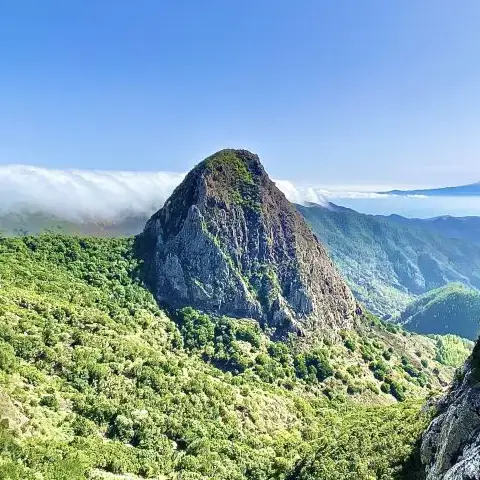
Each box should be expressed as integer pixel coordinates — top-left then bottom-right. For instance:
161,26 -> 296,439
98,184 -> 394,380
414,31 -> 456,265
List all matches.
108,415 -> 134,443
294,349 -> 333,383
381,382 -> 391,394
176,307 -> 215,350
0,341 -> 17,372
390,381 -> 406,402
344,338 -> 356,351
39,394 -> 59,410
235,322 -> 261,348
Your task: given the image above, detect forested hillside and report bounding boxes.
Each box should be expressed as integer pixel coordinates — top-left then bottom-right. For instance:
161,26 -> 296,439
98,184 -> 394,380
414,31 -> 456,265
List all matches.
0,234 -> 470,479
4,198 -> 480,337
298,203 -> 480,318
396,283 -> 480,340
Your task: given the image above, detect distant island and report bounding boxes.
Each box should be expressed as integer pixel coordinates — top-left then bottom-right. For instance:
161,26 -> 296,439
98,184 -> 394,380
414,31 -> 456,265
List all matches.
381,181 -> 480,196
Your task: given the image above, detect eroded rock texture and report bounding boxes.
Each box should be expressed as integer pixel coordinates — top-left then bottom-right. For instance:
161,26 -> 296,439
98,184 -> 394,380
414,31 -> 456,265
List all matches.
140,149 -> 356,338
421,342 -> 480,479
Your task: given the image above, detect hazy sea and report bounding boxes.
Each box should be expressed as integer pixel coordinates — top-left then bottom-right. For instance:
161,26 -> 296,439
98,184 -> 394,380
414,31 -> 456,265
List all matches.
332,195 -> 480,218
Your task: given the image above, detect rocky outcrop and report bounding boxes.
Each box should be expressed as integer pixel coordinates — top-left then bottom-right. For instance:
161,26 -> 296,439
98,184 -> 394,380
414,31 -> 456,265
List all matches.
421,342 -> 480,479
140,149 -> 356,338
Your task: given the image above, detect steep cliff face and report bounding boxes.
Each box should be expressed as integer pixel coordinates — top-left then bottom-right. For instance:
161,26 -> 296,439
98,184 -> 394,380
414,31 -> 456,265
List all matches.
140,149 -> 356,338
421,342 -> 480,479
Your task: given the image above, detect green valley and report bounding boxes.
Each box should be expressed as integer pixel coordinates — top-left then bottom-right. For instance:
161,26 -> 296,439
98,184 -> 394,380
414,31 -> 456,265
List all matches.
0,234 -> 469,479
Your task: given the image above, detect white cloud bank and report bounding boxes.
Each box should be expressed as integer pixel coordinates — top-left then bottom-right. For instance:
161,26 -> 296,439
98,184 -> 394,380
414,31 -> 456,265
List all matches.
0,164 -> 408,222
0,165 -> 185,221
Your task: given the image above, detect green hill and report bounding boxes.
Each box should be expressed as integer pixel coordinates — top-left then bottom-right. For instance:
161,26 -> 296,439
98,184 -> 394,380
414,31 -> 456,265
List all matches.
396,283 -> 480,340
0,234 -> 469,479
297,202 -> 480,318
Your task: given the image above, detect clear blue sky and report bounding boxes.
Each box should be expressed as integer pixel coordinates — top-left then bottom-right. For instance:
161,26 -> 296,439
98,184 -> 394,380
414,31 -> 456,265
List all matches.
1,1 -> 480,185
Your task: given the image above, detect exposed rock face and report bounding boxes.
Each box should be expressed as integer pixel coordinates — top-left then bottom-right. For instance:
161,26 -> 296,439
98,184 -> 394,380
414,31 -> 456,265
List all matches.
421,342 -> 480,479
140,149 -> 356,337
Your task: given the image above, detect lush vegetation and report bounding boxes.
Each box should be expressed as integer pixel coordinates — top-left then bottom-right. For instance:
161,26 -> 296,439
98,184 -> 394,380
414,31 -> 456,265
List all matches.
396,283 -> 480,340
0,234 -> 468,479
298,203 -> 480,319
432,334 -> 475,367
202,150 -> 261,210
287,402 -> 429,480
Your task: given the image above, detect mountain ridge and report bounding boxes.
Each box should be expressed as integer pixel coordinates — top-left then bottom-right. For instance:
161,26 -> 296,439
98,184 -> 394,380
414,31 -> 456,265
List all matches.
378,212 -> 480,245
298,201 -> 480,319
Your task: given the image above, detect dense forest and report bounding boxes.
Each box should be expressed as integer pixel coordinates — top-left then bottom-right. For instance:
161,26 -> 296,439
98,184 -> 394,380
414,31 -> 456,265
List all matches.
0,234 -> 472,479
396,283 -> 480,340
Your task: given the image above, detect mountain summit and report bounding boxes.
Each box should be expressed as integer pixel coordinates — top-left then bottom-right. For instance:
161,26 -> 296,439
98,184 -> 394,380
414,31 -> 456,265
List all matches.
141,149 -> 356,337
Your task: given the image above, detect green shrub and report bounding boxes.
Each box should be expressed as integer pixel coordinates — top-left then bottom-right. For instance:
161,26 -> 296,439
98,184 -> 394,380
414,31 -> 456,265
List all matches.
344,338 -> 356,351
0,341 -> 17,372
381,382 -> 391,394
176,307 -> 215,350
390,381 -> 406,402
39,394 -> 59,410
294,349 -> 333,383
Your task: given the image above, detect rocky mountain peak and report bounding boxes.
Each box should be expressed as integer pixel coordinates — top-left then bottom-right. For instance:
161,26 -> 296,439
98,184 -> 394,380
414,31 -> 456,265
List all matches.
140,149 -> 356,338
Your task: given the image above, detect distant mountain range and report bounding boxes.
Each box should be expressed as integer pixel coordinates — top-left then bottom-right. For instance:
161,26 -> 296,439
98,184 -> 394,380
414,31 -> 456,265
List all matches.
378,213 -> 480,246
298,202 -> 480,318
382,181 -> 480,196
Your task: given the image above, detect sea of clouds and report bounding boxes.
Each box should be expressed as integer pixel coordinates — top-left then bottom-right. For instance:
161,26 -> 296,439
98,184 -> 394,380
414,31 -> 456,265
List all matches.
1,164 -> 479,221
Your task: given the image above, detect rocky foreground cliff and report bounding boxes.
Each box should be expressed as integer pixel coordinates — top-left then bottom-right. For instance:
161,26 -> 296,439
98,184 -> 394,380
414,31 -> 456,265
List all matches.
140,149 -> 356,338
421,341 -> 480,479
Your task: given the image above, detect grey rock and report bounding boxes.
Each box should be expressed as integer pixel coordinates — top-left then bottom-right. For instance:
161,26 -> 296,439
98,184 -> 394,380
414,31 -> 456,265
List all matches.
140,149 -> 356,338
421,353 -> 480,480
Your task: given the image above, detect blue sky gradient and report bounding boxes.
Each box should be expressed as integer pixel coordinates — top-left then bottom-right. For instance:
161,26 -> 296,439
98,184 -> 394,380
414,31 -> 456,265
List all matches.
1,1 -> 480,185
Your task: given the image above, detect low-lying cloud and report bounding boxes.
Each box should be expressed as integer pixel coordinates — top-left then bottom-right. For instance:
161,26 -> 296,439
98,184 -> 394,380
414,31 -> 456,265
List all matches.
0,164 -> 411,222
0,165 -> 185,221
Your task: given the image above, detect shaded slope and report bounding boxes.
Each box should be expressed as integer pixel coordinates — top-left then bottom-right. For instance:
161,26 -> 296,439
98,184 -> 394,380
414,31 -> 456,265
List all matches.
297,202 -> 480,317
379,214 -> 480,246
397,284 -> 480,340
